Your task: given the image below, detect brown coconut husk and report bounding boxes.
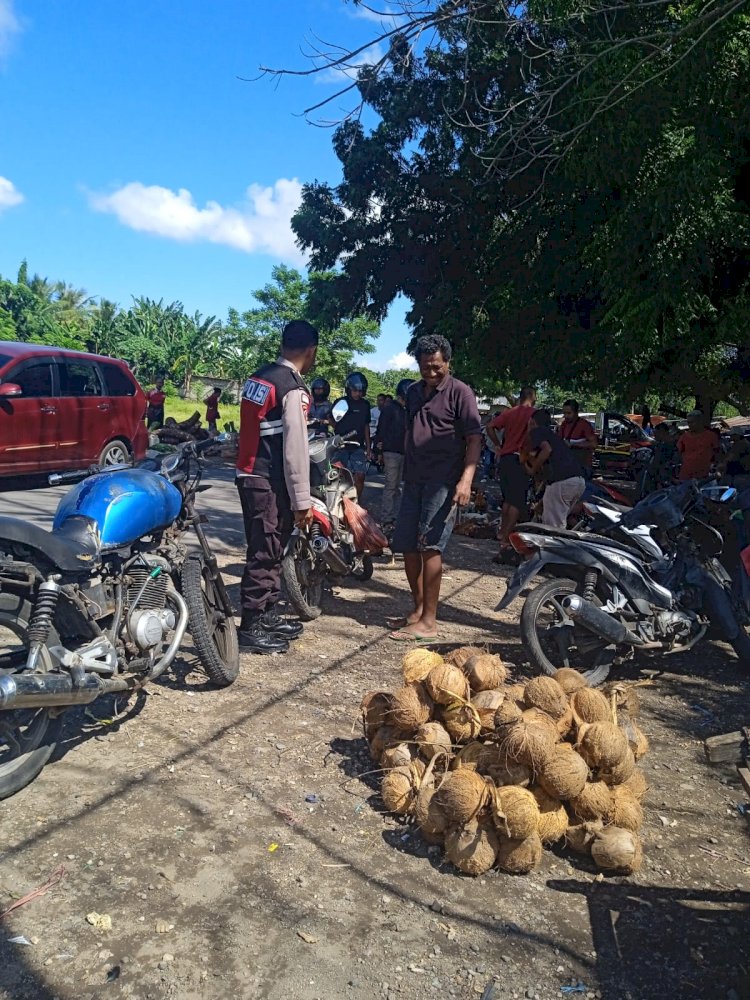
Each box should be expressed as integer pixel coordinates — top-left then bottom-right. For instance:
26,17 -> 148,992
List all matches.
444,645 -> 485,670
577,721 -> 630,772
425,663 -> 470,706
524,676 -> 568,720
564,819 -> 603,855
521,708 -> 562,744
494,700 -> 523,729
554,667 -> 588,695
463,653 -> 508,693
483,750 -> 533,788
360,691 -> 393,739
413,782 -> 448,843
380,743 -> 412,770
415,721 -> 452,762
369,725 -> 410,762
472,689 -> 505,731
619,715 -> 649,761
492,786 -> 540,840
451,740 -> 486,772
622,768 -> 648,801
537,742 -> 589,800
591,826 -> 643,874
496,832 -> 543,874
381,759 -> 427,815
532,787 -> 569,844
402,648 -> 444,684
445,819 -> 499,875
386,683 -> 432,731
556,705 -> 575,739
604,681 -> 641,718
505,682 -> 527,708
607,785 -> 644,832
442,701 -> 482,742
569,780 -> 613,822
432,768 -> 492,827
500,719 -> 556,774
570,687 -> 611,725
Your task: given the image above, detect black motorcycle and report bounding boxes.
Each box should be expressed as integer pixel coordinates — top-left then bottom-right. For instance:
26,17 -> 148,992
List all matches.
498,481 -> 750,685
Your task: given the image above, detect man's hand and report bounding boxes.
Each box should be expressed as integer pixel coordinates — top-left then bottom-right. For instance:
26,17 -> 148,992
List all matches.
453,478 -> 473,508
294,508 -> 313,530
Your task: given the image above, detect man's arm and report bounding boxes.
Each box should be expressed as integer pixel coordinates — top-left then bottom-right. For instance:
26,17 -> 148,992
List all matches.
454,434 -> 482,507
527,440 -> 552,475
575,421 -> 598,452
486,413 -> 504,450
281,389 -> 312,526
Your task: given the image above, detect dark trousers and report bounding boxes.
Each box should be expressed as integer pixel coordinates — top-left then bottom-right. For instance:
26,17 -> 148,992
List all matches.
236,478 -> 293,614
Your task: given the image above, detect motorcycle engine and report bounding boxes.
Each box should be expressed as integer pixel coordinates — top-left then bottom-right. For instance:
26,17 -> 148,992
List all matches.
655,610 -> 693,642
125,559 -> 175,651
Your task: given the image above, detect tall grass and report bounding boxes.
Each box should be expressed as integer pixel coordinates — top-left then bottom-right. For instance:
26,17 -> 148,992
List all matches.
164,397 -> 241,429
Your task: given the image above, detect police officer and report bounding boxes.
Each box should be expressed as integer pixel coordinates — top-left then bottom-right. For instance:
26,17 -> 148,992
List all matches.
308,376 -> 332,437
235,320 -> 318,653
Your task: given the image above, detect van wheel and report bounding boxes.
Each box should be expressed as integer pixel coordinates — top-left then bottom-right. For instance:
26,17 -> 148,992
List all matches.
99,439 -> 132,467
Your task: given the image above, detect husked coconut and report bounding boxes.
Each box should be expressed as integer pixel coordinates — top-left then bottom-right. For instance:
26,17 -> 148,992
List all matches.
569,780 -> 612,821
537,742 -> 589,800
380,743 -> 412,770
505,682 -> 527,708
444,645 -> 485,670
521,708 -> 562,744
494,700 -> 523,729
433,769 -> 491,827
496,832 -> 543,874
554,667 -> 588,694
570,688 -> 611,724
442,702 -> 482,742
386,683 -> 432,731
369,725 -> 409,762
415,721 -> 452,762
622,769 -> 648,801
607,785 -> 644,832
492,786 -> 540,840
413,782 -> 448,842
425,663 -> 470,705
565,819 -> 603,855
402,648 -> 444,684
556,705 -> 575,738
463,653 -> 508,692
445,819 -> 499,875
577,721 -> 630,771
472,689 -> 505,731
483,750 -> 532,788
360,691 -> 393,739
619,715 -> 649,761
451,741 -> 485,771
500,720 -> 556,773
380,759 -> 426,816
590,826 -> 643,874
524,676 -> 568,720
599,747 -> 636,786
532,787 -> 569,844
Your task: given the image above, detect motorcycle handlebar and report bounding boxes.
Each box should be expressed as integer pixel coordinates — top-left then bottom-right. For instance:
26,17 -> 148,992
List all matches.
48,465 -> 99,486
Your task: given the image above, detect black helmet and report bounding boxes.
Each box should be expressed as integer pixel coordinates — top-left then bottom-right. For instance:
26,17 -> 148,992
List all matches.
396,378 -> 415,400
311,376 -> 330,398
345,372 -> 368,394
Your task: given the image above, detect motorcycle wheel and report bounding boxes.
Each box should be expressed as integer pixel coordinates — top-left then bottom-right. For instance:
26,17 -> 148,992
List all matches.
520,577 -> 614,687
0,591 -> 63,800
181,556 -> 239,687
351,554 -> 374,582
282,538 -> 324,621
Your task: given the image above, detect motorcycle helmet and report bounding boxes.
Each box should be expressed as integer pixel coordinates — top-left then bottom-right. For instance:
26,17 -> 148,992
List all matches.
396,378 -> 415,400
345,372 -> 368,395
311,376 -> 330,399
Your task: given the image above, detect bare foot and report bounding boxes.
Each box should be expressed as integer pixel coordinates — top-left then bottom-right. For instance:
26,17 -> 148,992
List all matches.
406,608 -> 422,625
390,619 -> 439,641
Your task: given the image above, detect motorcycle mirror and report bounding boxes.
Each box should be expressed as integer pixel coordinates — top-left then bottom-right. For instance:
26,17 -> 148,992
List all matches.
215,432 -> 231,442
331,399 -> 349,422
700,485 -> 738,504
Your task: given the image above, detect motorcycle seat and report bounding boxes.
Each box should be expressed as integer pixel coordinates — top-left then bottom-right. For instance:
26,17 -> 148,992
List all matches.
0,515 -> 99,574
516,521 -> 646,558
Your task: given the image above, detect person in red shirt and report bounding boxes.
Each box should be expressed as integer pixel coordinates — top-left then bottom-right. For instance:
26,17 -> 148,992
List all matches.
145,377 -> 166,429
677,410 -> 720,481
205,386 -> 221,434
557,398 -> 598,479
486,386 -> 536,553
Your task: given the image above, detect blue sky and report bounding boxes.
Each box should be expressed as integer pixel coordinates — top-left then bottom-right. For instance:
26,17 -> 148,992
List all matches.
0,0 -> 416,371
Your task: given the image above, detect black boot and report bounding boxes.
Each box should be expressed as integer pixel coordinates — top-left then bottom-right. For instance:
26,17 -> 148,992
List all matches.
260,607 -> 303,640
238,612 -> 289,654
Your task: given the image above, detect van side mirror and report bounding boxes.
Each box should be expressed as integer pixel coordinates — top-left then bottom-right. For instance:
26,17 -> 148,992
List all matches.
0,383 -> 22,398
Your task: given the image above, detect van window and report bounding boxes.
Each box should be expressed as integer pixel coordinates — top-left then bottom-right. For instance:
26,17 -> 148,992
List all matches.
6,361 -> 54,397
100,362 -> 136,397
60,361 -> 103,397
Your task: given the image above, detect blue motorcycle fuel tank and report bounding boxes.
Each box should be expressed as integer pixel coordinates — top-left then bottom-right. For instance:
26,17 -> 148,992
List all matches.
53,469 -> 183,549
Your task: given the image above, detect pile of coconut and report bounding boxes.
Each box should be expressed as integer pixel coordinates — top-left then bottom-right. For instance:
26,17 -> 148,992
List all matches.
360,648 -> 648,878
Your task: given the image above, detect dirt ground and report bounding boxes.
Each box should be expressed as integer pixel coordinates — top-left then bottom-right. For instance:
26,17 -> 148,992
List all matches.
1,469 -> 750,1000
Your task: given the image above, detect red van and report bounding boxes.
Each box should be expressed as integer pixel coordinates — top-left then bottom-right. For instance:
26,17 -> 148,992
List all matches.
0,342 -> 149,476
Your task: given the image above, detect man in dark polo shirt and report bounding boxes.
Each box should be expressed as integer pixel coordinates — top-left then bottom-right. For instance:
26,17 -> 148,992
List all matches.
390,335 -> 482,642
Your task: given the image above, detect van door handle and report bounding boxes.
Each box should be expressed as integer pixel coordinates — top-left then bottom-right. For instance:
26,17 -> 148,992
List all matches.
41,405 -> 57,414
97,402 -> 112,412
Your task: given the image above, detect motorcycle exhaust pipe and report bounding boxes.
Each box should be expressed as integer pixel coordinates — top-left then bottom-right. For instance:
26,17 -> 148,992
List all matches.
561,594 -> 644,646
310,535 -> 350,576
0,671 -> 105,709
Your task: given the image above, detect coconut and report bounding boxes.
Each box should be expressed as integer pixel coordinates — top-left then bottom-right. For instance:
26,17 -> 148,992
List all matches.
445,819 -> 500,875
556,705 -> 575,738
386,684 -> 432,731
413,782 -> 448,842
494,700 -> 523,729
425,662 -> 470,706
451,741 -> 486,771
622,769 -> 648,801
524,676 -> 568,720
444,645 -> 485,670
505,682 -> 527,708
599,746 -> 636,785
607,785 -> 644,832
570,688 -> 611,724
569,780 -> 612,821
415,721 -> 452,762
360,691 -> 393,739
553,667 -> 588,694
492,786 -> 540,840
463,653 -> 508,692
496,832 -> 543,874
433,769 -> 491,827
521,708 -> 562,744
402,648 -> 444,684
537,743 -> 589,800
380,759 -> 426,816
472,689 -> 505,731
604,681 -> 640,717
369,725 -> 409,762
564,819 -> 603,855
500,720 -> 556,774
380,743 -> 412,770
442,702 -> 482,742
619,716 -> 649,761
484,751 -> 533,788
577,721 -> 630,771
590,826 -> 643,874
532,788 -> 568,844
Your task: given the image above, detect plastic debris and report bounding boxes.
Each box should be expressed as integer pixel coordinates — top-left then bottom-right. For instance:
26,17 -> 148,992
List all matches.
561,984 -> 587,994
305,794 -> 320,804
268,843 -> 279,853
7,935 -> 32,946
0,864 -> 67,918
297,930 -> 318,944
86,912 -> 113,931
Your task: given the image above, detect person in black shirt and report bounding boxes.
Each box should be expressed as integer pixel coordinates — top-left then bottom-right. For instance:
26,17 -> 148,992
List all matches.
377,379 -> 412,528
331,372 -> 372,498
308,376 -> 333,437
525,408 -> 585,528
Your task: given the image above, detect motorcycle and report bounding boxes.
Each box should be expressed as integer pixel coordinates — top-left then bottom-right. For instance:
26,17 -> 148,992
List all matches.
282,399 -> 386,620
0,438 -> 238,799
498,481 -> 750,685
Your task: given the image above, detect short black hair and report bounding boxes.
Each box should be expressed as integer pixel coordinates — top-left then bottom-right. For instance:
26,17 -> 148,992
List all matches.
282,320 -> 319,352
563,398 -> 579,413
532,408 -> 553,427
414,334 -> 452,362
519,386 -> 535,402
213,386 -> 221,392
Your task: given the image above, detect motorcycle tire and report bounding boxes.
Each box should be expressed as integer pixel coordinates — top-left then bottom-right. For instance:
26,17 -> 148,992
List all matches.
282,539 -> 324,621
351,554 -> 374,582
181,556 -> 239,687
520,577 -> 613,687
730,628 -> 750,663
0,590 -> 63,800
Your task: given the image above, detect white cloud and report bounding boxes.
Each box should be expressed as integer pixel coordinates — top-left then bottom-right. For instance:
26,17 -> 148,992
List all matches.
88,179 -> 305,261
0,175 -> 23,212
387,350 -> 417,371
317,41 -> 387,84
0,0 -> 21,59
349,3 -> 402,25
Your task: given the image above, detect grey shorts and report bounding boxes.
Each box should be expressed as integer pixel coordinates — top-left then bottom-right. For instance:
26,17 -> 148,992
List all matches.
334,446 -> 369,476
391,482 -> 457,554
